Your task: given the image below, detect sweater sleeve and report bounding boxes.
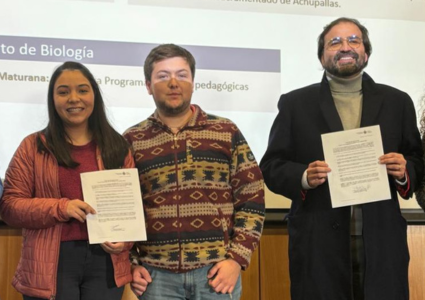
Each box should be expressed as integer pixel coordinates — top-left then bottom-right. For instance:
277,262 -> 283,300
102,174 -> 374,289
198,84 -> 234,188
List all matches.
227,127 -> 265,270
0,135 -> 70,229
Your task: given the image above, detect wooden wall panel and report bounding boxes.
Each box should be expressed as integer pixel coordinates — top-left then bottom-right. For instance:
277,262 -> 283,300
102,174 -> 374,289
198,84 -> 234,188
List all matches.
408,225 -> 425,300
0,227 -> 22,300
241,248 -> 260,300
122,284 -> 138,300
259,225 -> 290,300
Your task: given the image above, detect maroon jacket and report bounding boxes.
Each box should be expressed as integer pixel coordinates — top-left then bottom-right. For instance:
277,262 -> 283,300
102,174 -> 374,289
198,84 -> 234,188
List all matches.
0,133 -> 134,299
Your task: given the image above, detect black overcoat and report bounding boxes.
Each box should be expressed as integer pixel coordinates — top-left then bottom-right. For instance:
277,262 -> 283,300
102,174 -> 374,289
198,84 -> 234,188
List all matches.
260,72 -> 423,300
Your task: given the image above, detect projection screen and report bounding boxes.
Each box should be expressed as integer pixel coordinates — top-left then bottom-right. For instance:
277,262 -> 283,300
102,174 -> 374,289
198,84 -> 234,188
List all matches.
1,0 -> 424,209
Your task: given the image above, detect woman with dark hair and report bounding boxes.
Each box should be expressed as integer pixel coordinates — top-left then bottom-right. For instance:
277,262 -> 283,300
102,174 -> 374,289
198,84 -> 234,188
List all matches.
0,61 -> 134,300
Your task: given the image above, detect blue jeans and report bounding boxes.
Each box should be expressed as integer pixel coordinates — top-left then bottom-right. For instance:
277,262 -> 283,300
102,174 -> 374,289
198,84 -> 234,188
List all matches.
140,264 -> 242,300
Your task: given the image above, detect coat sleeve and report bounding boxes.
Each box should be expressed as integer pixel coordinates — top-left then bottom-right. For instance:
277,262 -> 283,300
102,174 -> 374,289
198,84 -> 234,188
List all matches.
227,126 -> 265,270
0,135 -> 70,229
260,95 -> 308,201
415,138 -> 425,209
400,93 -> 423,199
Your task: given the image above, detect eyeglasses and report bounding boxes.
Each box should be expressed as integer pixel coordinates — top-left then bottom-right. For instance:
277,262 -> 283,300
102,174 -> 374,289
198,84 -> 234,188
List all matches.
326,35 -> 363,51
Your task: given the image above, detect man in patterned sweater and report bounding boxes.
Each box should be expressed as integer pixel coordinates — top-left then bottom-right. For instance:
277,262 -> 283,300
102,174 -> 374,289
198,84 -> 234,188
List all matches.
124,44 -> 265,300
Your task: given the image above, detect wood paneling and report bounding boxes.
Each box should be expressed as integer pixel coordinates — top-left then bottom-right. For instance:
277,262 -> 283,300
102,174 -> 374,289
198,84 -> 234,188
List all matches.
0,227 -> 22,300
241,248 -> 260,300
122,284 -> 138,300
408,226 -> 425,300
259,225 -> 290,300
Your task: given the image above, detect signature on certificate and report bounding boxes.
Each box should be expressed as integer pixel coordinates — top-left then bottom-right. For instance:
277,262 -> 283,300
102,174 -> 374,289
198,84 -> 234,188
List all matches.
111,225 -> 126,232
352,184 -> 371,194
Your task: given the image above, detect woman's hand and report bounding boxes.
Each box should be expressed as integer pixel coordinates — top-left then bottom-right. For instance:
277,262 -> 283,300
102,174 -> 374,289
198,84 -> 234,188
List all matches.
66,199 -> 96,222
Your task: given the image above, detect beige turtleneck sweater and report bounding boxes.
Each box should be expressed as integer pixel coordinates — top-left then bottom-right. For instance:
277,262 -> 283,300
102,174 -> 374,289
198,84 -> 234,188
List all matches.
327,72 -> 363,130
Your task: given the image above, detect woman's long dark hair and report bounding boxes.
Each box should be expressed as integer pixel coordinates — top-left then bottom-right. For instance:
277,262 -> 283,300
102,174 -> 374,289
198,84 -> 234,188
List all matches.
37,61 -> 129,169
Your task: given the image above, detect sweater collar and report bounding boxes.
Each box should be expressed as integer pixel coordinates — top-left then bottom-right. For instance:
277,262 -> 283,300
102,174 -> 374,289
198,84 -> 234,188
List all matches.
148,104 -> 208,130
326,71 -> 362,93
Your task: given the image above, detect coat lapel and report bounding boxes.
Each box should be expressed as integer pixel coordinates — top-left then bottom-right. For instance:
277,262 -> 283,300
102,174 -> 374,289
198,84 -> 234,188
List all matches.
319,73 -> 344,132
360,72 -> 383,127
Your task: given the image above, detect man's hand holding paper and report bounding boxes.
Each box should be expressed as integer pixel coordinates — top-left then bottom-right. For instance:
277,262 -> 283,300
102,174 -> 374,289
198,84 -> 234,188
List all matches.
379,152 -> 407,181
306,160 -> 332,188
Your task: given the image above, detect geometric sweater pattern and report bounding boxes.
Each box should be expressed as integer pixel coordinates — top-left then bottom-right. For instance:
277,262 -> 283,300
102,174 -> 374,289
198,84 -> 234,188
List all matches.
124,105 -> 265,272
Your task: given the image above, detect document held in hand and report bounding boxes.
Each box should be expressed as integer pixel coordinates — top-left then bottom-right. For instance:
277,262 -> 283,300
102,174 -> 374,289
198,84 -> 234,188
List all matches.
321,125 -> 391,208
81,168 -> 147,244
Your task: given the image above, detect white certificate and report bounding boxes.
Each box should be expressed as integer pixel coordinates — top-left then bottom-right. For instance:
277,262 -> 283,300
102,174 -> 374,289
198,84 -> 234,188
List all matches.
321,125 -> 391,208
81,168 -> 147,244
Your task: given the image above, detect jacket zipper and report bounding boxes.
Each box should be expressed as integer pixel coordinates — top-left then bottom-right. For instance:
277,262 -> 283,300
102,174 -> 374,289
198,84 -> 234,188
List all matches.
172,132 -> 183,272
43,141 -> 62,300
52,158 -> 62,300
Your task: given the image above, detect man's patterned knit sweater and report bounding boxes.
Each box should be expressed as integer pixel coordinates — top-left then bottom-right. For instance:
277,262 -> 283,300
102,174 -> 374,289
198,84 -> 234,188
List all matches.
124,105 -> 265,273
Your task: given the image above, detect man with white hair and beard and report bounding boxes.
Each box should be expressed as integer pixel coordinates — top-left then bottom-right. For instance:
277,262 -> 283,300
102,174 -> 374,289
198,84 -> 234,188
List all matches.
261,17 -> 423,300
